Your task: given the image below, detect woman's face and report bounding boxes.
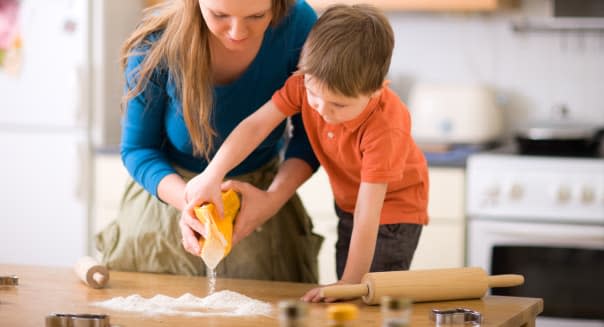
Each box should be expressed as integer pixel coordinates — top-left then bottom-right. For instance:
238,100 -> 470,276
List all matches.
199,0 -> 273,51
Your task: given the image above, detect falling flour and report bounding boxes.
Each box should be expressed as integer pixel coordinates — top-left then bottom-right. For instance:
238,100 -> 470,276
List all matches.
207,267 -> 217,294
91,290 -> 272,317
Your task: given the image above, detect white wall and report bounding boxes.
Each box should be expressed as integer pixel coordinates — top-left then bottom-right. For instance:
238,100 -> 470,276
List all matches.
386,0 -> 604,136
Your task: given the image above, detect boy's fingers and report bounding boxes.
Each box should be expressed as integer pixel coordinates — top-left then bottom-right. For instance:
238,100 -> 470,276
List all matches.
301,287 -> 324,303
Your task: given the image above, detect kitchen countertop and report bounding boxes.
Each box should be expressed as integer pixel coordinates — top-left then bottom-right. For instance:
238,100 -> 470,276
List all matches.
0,264 -> 543,327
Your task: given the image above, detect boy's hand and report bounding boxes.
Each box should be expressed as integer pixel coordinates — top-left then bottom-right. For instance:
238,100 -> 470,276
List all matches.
221,179 -> 281,246
301,280 -> 350,303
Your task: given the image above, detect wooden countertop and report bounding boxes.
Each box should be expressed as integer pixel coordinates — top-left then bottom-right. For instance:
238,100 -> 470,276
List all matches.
0,264 -> 542,326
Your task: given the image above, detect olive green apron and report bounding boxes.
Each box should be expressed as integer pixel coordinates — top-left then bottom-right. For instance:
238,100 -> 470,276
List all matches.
96,159 -> 323,283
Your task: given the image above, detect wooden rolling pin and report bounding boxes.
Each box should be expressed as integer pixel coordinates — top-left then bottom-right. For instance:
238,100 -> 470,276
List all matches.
74,256 -> 109,289
320,267 -> 524,305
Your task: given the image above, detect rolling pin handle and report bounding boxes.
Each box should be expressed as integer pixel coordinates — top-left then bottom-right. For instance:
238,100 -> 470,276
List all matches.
93,272 -> 106,286
320,283 -> 369,299
74,256 -> 109,289
488,274 -> 525,288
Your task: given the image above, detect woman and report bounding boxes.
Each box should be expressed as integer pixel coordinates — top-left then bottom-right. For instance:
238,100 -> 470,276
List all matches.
95,0 -> 323,282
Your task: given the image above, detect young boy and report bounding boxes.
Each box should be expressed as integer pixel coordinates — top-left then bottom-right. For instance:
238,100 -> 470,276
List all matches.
185,4 -> 429,301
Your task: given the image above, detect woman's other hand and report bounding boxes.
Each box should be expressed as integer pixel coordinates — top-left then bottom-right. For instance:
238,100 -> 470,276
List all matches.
178,209 -> 205,256
181,171 -> 223,256
221,179 -> 281,246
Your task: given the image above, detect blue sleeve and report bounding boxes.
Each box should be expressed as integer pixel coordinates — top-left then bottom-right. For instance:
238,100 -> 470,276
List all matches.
120,49 -> 175,197
283,0 -> 320,171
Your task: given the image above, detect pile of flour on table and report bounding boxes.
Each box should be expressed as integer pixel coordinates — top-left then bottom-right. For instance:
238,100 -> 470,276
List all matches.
91,290 -> 272,317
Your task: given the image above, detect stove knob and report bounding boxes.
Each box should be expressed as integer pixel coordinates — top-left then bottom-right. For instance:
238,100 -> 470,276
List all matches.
580,186 -> 596,204
507,183 -> 524,200
485,184 -> 500,198
556,185 -> 572,204
481,184 -> 500,207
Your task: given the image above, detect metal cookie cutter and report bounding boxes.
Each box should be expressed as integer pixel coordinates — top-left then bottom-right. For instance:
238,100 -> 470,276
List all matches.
0,275 -> 19,286
45,313 -> 114,327
430,308 -> 483,326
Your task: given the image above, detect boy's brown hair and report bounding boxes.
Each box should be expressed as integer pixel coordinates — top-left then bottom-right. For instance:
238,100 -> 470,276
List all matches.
298,4 -> 394,97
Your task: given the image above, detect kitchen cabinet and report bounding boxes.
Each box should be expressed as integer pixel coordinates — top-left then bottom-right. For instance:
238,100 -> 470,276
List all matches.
144,0 -> 164,7
297,167 -> 338,284
307,0 -> 516,11
143,0 -> 516,11
411,167 -> 466,269
92,152 -> 129,240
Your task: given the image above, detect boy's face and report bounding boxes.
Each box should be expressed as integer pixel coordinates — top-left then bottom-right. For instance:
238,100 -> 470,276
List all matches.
304,75 -> 377,125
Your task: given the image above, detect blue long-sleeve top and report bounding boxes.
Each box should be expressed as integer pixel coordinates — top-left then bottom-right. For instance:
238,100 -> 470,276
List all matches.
121,1 -> 319,197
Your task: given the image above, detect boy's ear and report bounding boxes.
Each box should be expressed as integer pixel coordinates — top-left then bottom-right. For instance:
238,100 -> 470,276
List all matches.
370,80 -> 388,98
370,87 -> 384,98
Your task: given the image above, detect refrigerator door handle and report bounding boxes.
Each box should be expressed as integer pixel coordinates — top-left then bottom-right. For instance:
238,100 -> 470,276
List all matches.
75,142 -> 91,203
75,65 -> 90,128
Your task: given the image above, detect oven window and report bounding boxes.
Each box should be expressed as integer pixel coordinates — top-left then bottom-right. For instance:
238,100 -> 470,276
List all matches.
491,246 -> 604,320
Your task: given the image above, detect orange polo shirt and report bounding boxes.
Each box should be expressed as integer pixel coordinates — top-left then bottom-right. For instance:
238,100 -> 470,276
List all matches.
272,74 -> 429,225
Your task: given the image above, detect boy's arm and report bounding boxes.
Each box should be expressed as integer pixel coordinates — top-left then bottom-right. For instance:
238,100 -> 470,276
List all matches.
340,182 -> 388,284
184,100 -> 287,215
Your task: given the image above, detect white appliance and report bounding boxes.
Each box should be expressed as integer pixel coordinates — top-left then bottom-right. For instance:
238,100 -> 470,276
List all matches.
0,0 -> 141,266
407,83 -> 504,145
466,151 -> 604,327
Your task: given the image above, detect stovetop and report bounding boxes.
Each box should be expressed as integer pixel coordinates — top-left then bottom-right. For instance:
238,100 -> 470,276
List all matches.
466,143 -> 604,224
484,142 -> 604,160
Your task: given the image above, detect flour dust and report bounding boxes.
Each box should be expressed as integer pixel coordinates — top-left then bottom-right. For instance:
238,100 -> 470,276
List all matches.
91,290 -> 272,317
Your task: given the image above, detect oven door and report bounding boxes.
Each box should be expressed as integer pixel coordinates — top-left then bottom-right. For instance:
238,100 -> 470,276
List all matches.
467,219 -> 604,327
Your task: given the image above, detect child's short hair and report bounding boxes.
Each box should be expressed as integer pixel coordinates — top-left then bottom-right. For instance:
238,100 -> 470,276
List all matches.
298,4 -> 394,97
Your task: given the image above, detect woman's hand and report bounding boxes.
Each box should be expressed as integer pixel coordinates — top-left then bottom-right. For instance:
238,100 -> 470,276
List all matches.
180,171 -> 223,256
178,209 -> 205,256
221,179 -> 282,246
301,280 -> 350,303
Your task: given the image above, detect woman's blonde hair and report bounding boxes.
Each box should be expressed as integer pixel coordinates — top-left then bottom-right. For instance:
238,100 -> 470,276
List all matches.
298,4 -> 394,97
121,0 -> 294,159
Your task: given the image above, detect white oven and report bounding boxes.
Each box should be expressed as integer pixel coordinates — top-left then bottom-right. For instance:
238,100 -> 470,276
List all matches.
466,151 -> 604,327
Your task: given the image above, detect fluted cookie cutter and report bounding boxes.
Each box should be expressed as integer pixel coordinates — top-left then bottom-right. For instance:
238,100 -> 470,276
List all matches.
430,308 -> 482,325
45,313 -> 116,327
0,275 -> 18,286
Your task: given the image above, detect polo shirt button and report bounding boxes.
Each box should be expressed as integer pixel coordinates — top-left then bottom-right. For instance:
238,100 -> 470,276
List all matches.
327,131 -> 334,139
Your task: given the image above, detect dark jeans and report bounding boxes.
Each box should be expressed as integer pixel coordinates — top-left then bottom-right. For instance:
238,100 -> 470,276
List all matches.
335,204 -> 422,279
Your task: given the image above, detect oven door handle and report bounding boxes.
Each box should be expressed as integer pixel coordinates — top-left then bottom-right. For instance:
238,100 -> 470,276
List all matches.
489,229 -> 604,246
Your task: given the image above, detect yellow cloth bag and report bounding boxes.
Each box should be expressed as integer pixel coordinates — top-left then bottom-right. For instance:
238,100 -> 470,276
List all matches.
194,189 -> 240,269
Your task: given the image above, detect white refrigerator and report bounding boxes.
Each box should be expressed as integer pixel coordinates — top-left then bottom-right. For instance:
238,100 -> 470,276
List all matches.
0,0 -> 141,266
